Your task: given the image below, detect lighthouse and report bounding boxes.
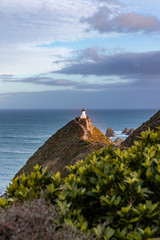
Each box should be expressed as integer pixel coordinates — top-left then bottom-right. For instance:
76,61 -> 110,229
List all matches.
80,108 -> 87,119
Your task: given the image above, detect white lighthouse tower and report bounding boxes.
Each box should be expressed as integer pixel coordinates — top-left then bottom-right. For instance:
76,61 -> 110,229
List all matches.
80,108 -> 87,119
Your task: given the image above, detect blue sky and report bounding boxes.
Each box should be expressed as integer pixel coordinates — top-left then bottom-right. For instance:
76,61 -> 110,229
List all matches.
0,0 -> 160,109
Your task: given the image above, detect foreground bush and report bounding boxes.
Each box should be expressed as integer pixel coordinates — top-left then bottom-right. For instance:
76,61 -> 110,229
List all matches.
60,128 -> 160,239
0,198 -> 94,240
0,164 -> 61,208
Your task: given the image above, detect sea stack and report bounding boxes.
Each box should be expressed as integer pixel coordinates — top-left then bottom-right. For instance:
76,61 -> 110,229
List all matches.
126,128 -> 135,135
106,128 -> 115,138
122,128 -> 130,134
15,109 -> 114,178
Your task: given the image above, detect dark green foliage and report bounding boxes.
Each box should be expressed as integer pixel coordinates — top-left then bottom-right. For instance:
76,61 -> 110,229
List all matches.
59,128 -> 160,239
0,164 -> 61,207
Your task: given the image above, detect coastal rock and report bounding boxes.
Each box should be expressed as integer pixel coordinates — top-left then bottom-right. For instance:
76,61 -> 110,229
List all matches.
122,128 -> 130,134
15,117 -> 114,177
106,128 -> 115,138
121,110 -> 160,148
126,128 -> 135,135
114,137 -> 124,146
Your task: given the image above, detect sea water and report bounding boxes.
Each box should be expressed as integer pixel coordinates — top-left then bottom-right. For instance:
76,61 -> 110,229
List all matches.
0,109 -> 158,194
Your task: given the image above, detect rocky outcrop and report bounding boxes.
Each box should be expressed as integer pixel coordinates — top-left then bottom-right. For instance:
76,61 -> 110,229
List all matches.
114,137 -> 124,146
122,128 -> 134,135
15,117 -> 114,177
106,128 -> 115,138
122,128 -> 130,134
121,110 -> 160,148
126,128 -> 135,135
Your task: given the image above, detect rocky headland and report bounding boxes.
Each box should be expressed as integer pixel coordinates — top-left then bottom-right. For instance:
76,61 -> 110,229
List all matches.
15,116 -> 114,177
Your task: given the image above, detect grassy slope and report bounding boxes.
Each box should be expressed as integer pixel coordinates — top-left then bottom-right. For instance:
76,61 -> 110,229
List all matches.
15,119 -> 113,177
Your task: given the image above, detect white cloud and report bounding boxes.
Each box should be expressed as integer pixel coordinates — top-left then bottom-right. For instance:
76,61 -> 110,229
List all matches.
0,0 -> 97,46
0,0 -> 99,76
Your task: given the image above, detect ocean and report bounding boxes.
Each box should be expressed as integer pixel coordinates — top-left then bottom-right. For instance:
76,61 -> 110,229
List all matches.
0,109 -> 158,195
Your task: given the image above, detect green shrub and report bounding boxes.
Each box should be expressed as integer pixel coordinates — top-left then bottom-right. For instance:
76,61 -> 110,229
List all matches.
0,164 -> 61,208
59,128 -> 160,239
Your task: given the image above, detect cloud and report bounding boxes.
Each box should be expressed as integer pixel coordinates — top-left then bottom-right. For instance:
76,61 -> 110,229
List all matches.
3,76 -> 78,87
83,7 -> 160,33
98,0 -> 123,8
0,74 -> 14,79
0,0 -> 96,47
54,48 -> 160,88
2,74 -> 127,91
0,45 -> 71,75
2,47 -> 160,91
53,47 -> 107,66
0,0 -> 98,76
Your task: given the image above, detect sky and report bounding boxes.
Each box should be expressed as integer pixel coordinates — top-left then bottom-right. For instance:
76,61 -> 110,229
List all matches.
0,0 -> 160,109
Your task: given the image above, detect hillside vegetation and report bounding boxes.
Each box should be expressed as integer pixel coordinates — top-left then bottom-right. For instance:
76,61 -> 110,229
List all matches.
0,127 -> 160,239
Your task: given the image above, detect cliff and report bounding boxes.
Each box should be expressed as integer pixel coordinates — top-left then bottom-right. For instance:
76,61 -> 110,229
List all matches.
15,117 -> 114,177
121,110 -> 160,148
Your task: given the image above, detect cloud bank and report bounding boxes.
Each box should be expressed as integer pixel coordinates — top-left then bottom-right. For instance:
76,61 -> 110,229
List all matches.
1,74 -> 128,91
55,48 -> 160,88
2,48 -> 160,91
